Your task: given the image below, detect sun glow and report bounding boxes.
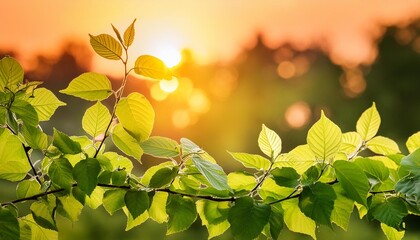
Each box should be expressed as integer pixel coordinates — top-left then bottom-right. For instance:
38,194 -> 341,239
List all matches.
151,45 -> 182,68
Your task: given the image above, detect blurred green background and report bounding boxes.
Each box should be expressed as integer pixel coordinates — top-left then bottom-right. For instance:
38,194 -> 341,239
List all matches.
1,10 -> 420,240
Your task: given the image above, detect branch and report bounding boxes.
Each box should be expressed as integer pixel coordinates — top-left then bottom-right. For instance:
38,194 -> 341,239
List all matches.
23,143 -> 42,185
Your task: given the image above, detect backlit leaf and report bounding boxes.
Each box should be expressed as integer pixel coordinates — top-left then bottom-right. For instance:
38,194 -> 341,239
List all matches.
307,111 -> 342,161
149,166 -> 179,188
334,160 -> 370,206
149,192 -> 168,223
340,131 -> 363,157
16,179 -> 41,199
116,92 -> 154,142
141,136 -> 180,158
141,161 -> 176,186
10,99 -> 38,126
111,123 -> 143,161
60,72 -> 113,101
227,171 -> 256,193
356,103 -> 381,141
21,124 -> 49,150
354,157 -> 389,182
53,128 -> 82,154
274,144 -> 315,174
73,158 -> 101,196
25,88 -> 66,121
0,208 -> 19,240
20,214 -> 58,240
124,190 -> 149,219
48,158 -> 74,191
123,19 -> 136,47
271,167 -> 300,188
134,55 -> 172,80
56,195 -> 83,222
30,200 -> 57,230
331,184 -> 354,231
0,130 -> 31,181
103,189 -> 126,215
399,148 -> 420,175
406,131 -> 420,153
82,101 -> 111,138
282,198 -> 316,239
0,56 -> 23,92
123,207 -> 149,231
258,124 -> 282,159
381,223 -> 405,240
367,136 -> 400,155
228,152 -> 271,170
228,197 -> 271,240
192,155 -> 231,191
196,200 -> 230,239
89,34 -> 122,60
166,195 -> 197,235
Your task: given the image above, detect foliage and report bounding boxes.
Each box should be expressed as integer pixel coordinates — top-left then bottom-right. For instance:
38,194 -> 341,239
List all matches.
0,20 -> 419,240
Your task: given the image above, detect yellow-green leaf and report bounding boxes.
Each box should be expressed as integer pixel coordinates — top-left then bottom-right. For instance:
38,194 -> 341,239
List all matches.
228,152 -> 271,170
116,92 -> 154,142
0,56 -> 23,92
0,130 -> 31,181
340,131 -> 363,158
381,223 -> 405,240
273,144 -> 315,174
196,200 -> 230,239
258,124 -> 282,159
307,111 -> 342,161
149,192 -> 168,223
111,123 -> 143,161
406,131 -> 420,154
134,55 -> 172,80
89,34 -> 122,60
367,136 -> 401,155
123,19 -> 136,47
356,103 -> 381,141
60,72 -> 113,101
123,207 -> 149,231
25,88 -> 66,121
82,101 -> 111,138
140,136 -> 180,158
282,198 -> 316,239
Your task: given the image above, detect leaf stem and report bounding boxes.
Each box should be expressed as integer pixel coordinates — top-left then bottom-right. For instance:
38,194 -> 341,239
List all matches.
249,162 -> 274,195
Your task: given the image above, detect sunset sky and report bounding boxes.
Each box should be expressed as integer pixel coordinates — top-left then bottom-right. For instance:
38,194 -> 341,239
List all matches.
1,0 -> 420,75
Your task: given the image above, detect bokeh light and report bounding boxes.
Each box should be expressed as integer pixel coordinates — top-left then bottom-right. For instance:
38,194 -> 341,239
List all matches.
151,45 -> 182,67
188,89 -> 211,114
172,109 -> 190,129
277,60 -> 296,79
285,101 -> 312,129
159,77 -> 179,93
150,84 -> 168,101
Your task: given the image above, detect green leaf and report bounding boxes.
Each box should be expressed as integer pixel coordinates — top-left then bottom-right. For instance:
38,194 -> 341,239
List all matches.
116,92 -> 154,142
149,166 -> 179,188
372,197 -> 407,230
334,160 -> 370,206
53,128 -> 82,154
301,165 -> 320,186
82,101 -> 111,138
381,223 -> 405,240
395,173 -> 420,199
354,158 -> 389,182
0,130 -> 31,181
21,124 -> 49,150
180,137 -> 202,155
89,34 -> 122,60
331,184 -> 354,231
271,167 -> 300,188
307,111 -> 342,160
264,203 -> 283,240
299,182 -> 337,227
30,200 -> 57,230
10,99 -> 38,126
141,161 -> 176,186
123,207 -> 149,231
274,144 -> 315,174
340,131 -> 363,157
367,136 -> 401,155
192,155 -> 231,191
103,151 -> 134,173
228,152 -> 271,170
166,195 -> 197,235
111,124 -> 143,160
16,179 -> 41,199
228,196 -> 271,240
60,72 -> 113,101
149,192 -> 168,223
406,131 -> 420,154
141,136 -> 180,158
73,158 -> 101,196
124,190 -> 149,219
25,88 -> 66,121
258,124 -> 282,159
123,19 -> 136,47
227,171 -> 257,193
111,170 -> 127,186
282,198 -> 316,239
0,56 -> 23,92
111,24 -> 124,45
20,214 -> 58,240
196,200 -> 230,239
0,207 -> 20,240
103,189 -> 126,215
399,148 -> 420,176
56,195 -> 83,222
48,158 -> 74,191
356,102 -> 381,141
134,55 -> 172,80
259,178 -> 295,202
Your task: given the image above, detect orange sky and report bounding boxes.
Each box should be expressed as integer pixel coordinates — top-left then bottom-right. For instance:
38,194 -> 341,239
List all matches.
1,0 -> 420,75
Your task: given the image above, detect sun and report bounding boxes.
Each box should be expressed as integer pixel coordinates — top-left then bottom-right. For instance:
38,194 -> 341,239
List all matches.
151,45 -> 182,68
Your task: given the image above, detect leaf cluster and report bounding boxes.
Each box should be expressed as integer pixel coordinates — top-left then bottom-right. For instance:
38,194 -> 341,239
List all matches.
0,20 -> 419,240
